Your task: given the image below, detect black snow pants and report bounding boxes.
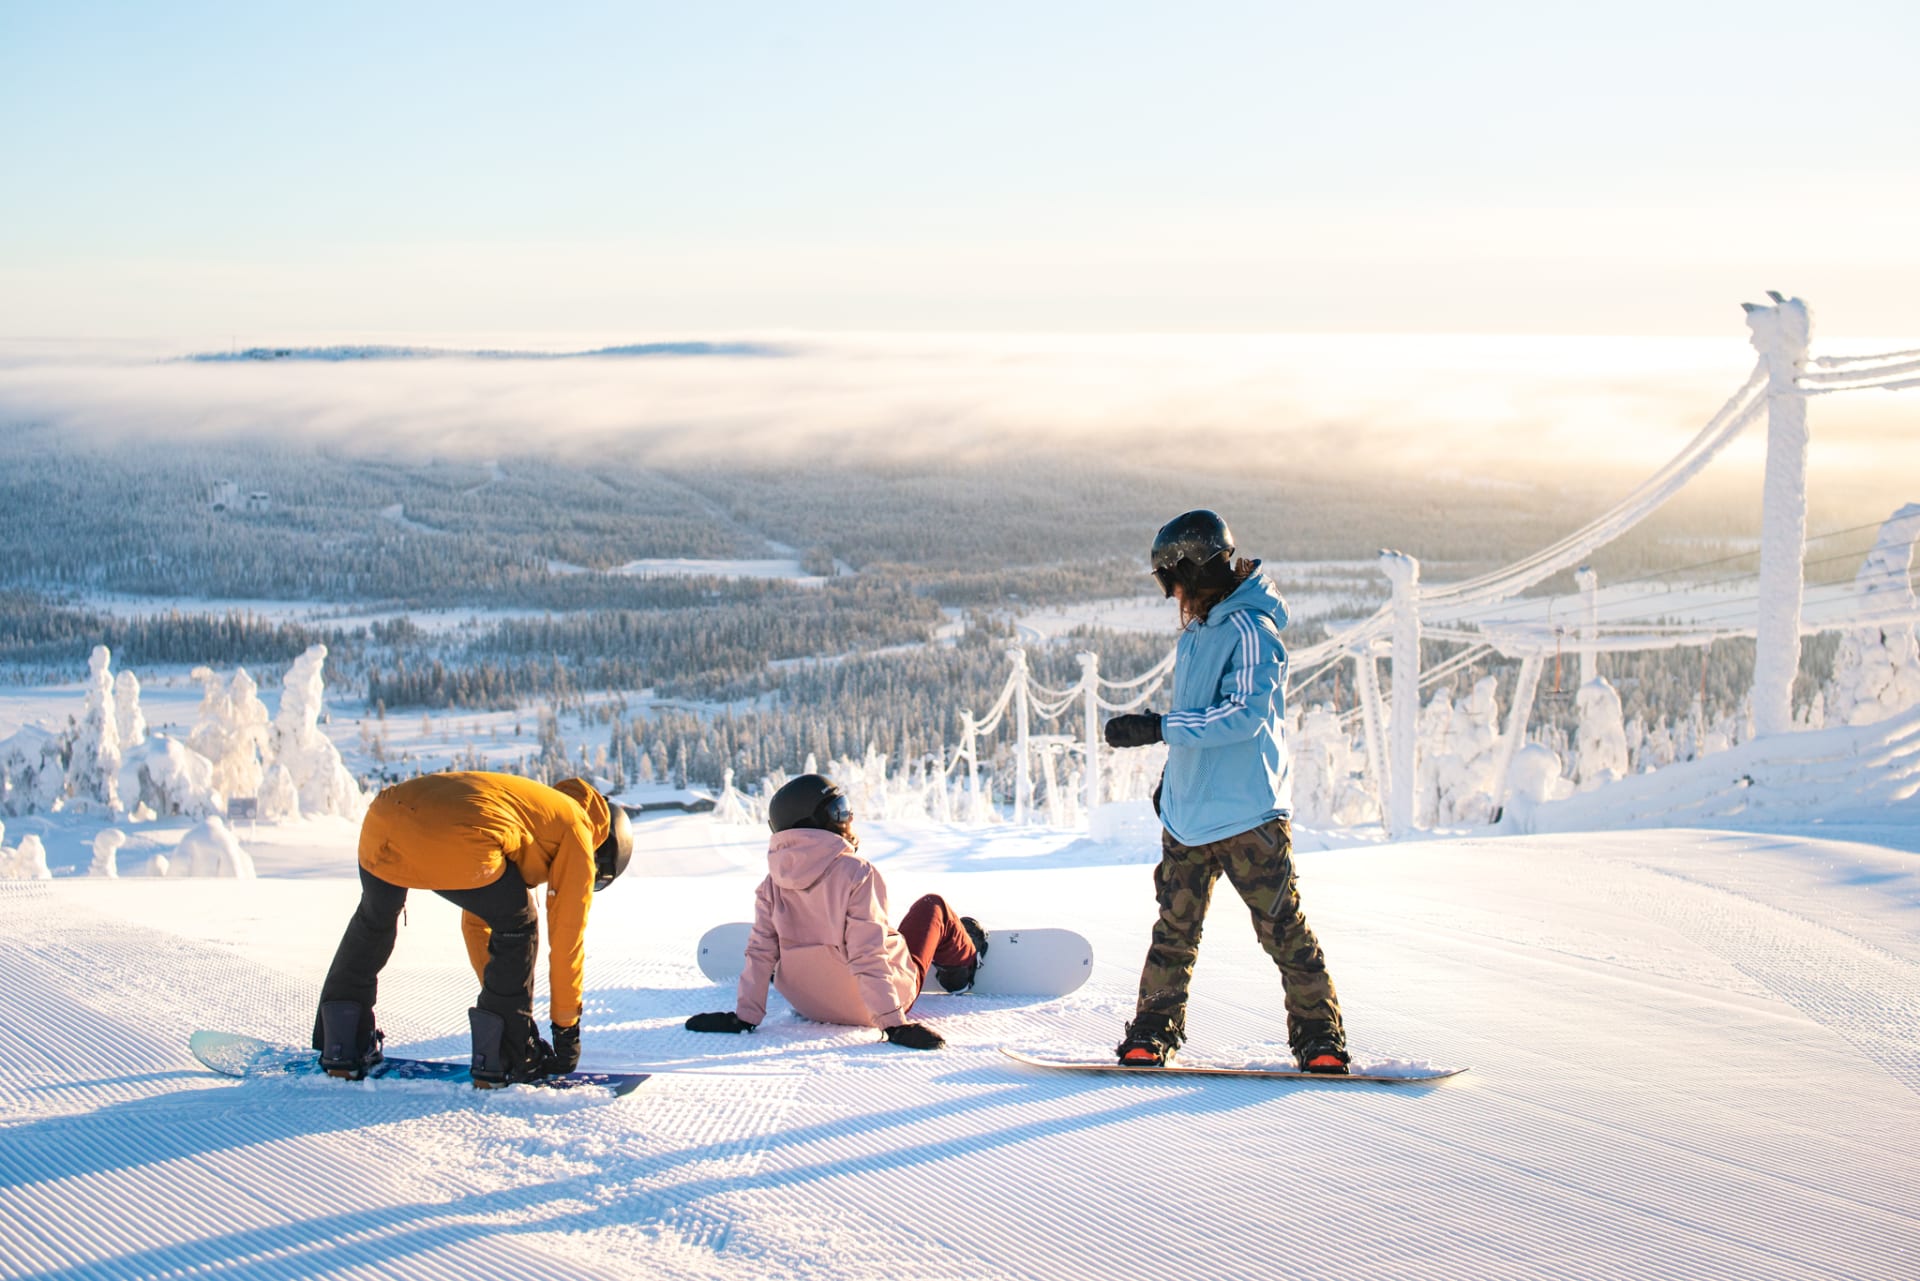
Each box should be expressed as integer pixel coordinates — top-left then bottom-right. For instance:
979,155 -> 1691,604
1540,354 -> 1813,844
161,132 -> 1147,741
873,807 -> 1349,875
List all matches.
313,862 -> 539,1052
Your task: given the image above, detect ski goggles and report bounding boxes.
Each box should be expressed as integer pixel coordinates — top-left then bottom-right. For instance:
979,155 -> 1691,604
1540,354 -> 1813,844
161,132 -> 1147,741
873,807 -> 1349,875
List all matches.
816,791 -> 853,829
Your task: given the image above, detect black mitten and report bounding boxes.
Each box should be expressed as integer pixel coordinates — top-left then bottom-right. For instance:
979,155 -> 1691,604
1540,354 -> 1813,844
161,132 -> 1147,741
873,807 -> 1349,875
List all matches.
1104,712 -> 1164,749
685,1011 -> 756,1033
882,1022 -> 946,1051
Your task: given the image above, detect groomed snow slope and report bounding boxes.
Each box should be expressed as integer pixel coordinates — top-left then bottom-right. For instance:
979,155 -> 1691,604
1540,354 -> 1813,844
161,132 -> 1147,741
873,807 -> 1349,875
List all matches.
2,820 -> 1917,1280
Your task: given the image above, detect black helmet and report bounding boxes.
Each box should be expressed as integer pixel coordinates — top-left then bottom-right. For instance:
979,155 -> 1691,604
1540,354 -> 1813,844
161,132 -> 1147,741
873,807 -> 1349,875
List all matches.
769,773 -> 852,835
594,800 -> 634,891
1150,509 -> 1235,598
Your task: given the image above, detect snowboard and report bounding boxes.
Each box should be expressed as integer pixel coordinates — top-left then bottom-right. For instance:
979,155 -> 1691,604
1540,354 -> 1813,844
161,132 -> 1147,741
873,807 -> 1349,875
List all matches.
998,1046 -> 1466,1084
189,1030 -> 649,1096
697,921 -> 1094,998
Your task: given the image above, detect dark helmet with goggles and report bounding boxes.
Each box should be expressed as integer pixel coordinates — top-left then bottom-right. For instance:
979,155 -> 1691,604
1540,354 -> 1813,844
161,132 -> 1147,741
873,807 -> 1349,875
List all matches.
594,799 -> 634,891
768,773 -> 853,836
1150,509 -> 1236,598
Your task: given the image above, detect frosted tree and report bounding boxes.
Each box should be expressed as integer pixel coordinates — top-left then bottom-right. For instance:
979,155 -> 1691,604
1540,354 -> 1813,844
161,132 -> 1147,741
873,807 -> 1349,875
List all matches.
258,763 -> 301,821
1432,676 -> 1502,825
188,665 -> 269,802
166,816 -> 257,878
0,829 -> 52,880
114,671 -> 147,749
65,646 -> 123,811
1290,705 -> 1345,825
90,829 -> 127,878
1575,677 -> 1629,788
267,645 -> 363,817
0,726 -> 66,816
1826,503 -> 1920,726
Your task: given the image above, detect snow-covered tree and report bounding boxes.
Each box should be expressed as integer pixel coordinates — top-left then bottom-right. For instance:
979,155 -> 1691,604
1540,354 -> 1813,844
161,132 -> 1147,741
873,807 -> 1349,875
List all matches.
1826,503 -> 1920,726
267,645 -> 363,817
0,827 -> 52,880
166,816 -> 257,878
114,671 -> 147,750
65,646 -> 122,811
90,829 -> 127,878
0,726 -> 67,816
1574,676 -> 1629,789
188,665 -> 269,803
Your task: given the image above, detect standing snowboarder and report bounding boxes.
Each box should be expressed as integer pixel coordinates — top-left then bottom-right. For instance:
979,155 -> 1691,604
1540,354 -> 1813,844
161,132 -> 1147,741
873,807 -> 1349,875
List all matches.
1103,510 -> 1349,1073
313,770 -> 633,1086
684,773 -> 985,1050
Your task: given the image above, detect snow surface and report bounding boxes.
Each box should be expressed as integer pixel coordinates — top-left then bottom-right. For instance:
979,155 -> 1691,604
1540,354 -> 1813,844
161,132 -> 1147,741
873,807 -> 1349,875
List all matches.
2,814 -> 1917,1279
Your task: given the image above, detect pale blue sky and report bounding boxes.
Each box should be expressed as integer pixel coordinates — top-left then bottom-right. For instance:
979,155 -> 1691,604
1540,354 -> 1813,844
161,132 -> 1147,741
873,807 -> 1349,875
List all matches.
3,2 -> 1916,338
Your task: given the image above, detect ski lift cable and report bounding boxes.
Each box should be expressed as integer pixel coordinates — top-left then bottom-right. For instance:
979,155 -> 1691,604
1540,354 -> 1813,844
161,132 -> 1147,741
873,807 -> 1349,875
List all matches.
1421,387 -> 1767,610
1799,355 -> 1920,384
1504,576 -> 1897,643
1431,517 -> 1894,626
1566,537 -> 1912,626
1432,530 -> 1916,631
1416,370 -> 1767,607
1809,345 -> 1920,369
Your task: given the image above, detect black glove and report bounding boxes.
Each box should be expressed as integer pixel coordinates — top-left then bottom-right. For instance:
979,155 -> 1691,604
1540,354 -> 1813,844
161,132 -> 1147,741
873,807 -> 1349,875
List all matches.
1152,772 -> 1163,817
685,1011 -> 756,1034
882,1022 -> 946,1051
1104,712 -> 1164,749
545,1022 -> 581,1074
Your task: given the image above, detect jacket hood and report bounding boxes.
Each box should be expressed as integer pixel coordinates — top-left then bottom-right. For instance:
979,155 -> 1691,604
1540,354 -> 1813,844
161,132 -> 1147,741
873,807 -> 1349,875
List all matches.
1205,562 -> 1289,630
552,777 -> 612,846
768,827 -> 854,890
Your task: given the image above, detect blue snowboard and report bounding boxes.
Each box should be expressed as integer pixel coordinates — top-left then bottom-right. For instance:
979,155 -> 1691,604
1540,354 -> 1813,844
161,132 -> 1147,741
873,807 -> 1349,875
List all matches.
189,1030 -> 648,1097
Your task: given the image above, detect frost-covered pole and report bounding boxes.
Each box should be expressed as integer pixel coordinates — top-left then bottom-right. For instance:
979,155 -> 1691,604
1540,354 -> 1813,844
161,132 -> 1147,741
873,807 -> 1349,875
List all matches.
1078,651 -> 1101,822
1380,551 -> 1421,837
1009,647 -> 1032,824
1575,566 -> 1599,686
959,710 -> 981,824
1491,652 -> 1544,810
1743,292 -> 1813,737
1353,645 -> 1390,829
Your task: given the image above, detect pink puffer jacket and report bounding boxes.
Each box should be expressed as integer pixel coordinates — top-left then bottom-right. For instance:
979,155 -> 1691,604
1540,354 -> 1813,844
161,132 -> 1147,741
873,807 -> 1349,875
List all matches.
734,828 -> 920,1029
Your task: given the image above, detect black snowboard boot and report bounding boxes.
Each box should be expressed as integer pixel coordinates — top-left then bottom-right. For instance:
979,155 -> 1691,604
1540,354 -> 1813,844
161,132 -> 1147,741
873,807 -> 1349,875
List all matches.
317,1000 -> 384,1080
1299,1046 -> 1351,1075
935,917 -> 990,993
468,1008 -> 554,1088
1116,1012 -> 1183,1067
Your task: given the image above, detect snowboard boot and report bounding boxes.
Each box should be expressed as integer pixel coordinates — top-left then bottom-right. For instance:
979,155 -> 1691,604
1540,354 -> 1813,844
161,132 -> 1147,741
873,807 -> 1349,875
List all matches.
468,1008 -> 553,1088
317,1000 -> 384,1080
1300,1047 -> 1350,1075
935,917 -> 990,993
1116,1012 -> 1183,1067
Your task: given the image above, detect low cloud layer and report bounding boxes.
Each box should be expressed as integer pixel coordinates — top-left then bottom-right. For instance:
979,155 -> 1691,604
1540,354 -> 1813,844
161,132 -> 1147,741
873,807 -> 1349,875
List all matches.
1,333 -> 1912,492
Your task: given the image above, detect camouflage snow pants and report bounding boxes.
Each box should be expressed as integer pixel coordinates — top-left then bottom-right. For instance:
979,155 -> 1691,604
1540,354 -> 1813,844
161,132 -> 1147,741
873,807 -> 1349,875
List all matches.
1135,817 -> 1346,1059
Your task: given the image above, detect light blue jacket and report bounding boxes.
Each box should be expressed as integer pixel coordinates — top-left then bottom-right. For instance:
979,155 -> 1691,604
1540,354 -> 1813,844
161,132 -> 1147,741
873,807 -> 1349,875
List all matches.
1159,567 -> 1293,846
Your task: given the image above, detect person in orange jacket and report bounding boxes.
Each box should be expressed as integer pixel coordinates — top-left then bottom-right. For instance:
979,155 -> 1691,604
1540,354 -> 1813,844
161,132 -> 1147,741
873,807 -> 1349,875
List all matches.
313,771 -> 634,1086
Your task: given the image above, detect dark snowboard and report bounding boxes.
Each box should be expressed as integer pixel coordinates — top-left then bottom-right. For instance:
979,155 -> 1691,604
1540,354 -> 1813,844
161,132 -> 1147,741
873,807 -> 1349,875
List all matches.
190,1030 -> 648,1096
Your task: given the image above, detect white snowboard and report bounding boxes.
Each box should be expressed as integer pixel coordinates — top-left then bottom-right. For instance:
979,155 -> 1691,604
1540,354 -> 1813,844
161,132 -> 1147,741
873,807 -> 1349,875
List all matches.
696,921 -> 1093,998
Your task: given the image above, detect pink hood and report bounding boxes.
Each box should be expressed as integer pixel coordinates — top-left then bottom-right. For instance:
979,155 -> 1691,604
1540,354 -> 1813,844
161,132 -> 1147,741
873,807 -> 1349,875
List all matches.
734,828 -> 920,1029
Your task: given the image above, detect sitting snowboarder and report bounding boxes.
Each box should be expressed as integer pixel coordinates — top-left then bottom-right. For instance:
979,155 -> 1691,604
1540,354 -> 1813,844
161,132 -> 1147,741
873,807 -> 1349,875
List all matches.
313,770 -> 633,1086
1103,509 -> 1350,1074
685,773 -> 984,1051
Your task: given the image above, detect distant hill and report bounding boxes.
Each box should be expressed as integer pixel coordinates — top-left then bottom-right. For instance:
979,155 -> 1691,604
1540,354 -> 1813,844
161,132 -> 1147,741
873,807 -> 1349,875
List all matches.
183,341 -> 791,363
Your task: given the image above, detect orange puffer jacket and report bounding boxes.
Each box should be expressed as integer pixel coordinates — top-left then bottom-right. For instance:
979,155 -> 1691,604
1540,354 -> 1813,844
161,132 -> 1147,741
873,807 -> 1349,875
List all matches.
734,828 -> 920,1029
357,771 -> 610,1027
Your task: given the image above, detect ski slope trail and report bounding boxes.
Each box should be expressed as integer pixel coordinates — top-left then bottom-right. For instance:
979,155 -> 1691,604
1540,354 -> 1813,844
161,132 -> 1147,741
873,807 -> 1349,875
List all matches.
2,827 -> 1917,1280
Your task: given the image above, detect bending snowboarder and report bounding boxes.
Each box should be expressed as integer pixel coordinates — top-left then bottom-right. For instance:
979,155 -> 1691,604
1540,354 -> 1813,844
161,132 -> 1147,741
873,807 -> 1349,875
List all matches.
313,770 -> 633,1086
685,773 -> 984,1051
1103,509 -> 1350,1073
